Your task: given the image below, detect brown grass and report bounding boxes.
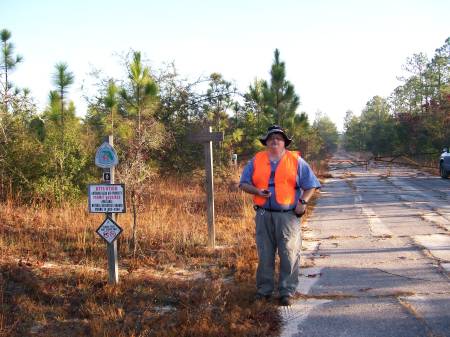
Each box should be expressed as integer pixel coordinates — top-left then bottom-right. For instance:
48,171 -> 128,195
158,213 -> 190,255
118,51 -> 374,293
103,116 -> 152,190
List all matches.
0,161 -> 324,337
0,171 -> 282,337
310,159 -> 330,179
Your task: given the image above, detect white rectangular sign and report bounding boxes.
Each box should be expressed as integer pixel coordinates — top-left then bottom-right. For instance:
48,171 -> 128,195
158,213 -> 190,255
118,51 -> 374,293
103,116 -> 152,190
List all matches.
88,184 -> 126,213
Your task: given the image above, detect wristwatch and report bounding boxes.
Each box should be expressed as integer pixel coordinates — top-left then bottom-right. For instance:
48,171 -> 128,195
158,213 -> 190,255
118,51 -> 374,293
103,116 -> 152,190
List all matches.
299,199 -> 308,205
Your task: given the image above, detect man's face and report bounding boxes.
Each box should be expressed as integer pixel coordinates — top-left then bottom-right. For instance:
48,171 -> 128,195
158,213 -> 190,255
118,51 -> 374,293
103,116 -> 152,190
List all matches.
266,133 -> 285,151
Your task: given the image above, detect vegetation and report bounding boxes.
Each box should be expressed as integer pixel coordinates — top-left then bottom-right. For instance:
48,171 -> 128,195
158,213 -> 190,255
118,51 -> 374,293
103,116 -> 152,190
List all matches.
343,38 -> 450,158
0,33 -> 335,203
3,27 -> 448,336
0,28 -> 334,336
0,177 -> 276,336
0,171 -> 326,337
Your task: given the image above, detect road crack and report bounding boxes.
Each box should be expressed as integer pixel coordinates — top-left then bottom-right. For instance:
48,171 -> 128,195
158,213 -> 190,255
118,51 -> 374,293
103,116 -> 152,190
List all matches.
374,268 -> 448,283
397,297 -> 444,337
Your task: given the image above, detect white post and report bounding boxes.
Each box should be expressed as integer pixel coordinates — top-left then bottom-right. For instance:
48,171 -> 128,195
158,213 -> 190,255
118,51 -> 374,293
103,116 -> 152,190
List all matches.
105,135 -> 119,284
204,127 -> 215,248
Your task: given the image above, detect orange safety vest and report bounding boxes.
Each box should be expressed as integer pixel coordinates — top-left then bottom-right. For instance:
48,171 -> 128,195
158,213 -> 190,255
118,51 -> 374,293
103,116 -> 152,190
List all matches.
252,150 -> 300,206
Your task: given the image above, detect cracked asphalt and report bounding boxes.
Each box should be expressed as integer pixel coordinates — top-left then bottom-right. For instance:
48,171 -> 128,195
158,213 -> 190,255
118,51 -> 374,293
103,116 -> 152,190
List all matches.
281,151 -> 450,337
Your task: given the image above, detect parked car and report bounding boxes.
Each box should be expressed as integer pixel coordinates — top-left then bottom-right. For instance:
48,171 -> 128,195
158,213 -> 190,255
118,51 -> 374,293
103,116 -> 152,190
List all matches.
440,147 -> 450,178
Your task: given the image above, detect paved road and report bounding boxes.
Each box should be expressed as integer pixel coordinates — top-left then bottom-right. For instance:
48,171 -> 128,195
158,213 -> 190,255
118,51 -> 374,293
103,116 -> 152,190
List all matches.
281,152 -> 450,337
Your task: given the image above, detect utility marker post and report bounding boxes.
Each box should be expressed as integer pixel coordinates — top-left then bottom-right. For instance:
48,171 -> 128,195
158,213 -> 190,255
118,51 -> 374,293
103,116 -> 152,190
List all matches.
104,136 -> 118,284
189,126 -> 224,248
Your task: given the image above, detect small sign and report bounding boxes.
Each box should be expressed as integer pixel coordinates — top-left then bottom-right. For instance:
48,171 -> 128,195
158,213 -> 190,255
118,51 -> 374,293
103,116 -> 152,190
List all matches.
95,142 -> 119,168
96,217 -> 123,243
88,184 -> 126,213
103,172 -> 111,182
188,131 -> 224,143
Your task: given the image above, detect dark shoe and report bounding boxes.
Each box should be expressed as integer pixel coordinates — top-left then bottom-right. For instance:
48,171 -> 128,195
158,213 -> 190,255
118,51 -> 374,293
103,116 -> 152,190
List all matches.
255,293 -> 271,301
279,296 -> 292,306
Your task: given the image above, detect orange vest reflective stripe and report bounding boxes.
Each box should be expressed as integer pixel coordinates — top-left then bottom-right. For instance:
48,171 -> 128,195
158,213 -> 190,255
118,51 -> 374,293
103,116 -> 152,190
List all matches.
252,150 -> 300,206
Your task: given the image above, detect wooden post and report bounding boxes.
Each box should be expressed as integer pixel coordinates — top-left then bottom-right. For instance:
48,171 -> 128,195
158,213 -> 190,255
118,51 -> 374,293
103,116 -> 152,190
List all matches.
189,126 -> 224,248
104,135 -> 119,284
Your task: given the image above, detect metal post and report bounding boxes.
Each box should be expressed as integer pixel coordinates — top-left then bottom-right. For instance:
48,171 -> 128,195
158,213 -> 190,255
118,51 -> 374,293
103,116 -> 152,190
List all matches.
105,135 -> 119,284
204,127 -> 215,248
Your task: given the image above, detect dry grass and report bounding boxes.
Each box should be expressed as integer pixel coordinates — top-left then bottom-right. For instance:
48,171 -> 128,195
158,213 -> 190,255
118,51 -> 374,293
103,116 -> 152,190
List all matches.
309,159 -> 330,179
0,161 -> 324,336
0,171 -> 281,337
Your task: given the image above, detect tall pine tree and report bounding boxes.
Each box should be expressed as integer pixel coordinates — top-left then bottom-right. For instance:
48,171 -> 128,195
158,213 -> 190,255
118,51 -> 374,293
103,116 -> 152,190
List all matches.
261,49 -> 299,129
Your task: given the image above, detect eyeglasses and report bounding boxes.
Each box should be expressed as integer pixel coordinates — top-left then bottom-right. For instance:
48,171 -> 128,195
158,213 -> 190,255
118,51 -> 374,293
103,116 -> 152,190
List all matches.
267,136 -> 285,142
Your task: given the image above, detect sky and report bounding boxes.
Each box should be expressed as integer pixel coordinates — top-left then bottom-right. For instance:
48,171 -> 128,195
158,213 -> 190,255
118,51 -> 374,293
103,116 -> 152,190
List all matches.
1,0 -> 449,131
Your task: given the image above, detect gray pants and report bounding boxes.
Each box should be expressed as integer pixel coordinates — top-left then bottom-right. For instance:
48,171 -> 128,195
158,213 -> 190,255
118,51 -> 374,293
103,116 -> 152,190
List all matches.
255,209 -> 301,297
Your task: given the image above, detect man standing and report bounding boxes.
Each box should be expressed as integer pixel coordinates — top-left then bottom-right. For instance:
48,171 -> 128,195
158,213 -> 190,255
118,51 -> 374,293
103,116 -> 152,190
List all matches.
239,125 -> 321,306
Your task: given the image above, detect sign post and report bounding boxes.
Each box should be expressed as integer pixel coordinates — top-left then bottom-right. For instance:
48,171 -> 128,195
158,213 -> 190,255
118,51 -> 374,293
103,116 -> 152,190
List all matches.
189,126 -> 224,248
91,135 -> 123,284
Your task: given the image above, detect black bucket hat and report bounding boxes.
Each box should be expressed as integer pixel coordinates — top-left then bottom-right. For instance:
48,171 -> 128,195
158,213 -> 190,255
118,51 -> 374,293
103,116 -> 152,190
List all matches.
259,125 -> 292,147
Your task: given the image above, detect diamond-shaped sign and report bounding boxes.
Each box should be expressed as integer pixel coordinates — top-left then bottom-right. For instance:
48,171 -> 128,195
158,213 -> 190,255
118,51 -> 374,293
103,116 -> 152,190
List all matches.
96,217 -> 123,244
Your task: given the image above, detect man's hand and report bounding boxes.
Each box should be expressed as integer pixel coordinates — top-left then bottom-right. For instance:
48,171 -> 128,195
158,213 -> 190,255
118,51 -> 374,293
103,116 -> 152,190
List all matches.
258,189 -> 271,198
294,203 -> 306,216
295,188 -> 317,217
240,183 -> 271,198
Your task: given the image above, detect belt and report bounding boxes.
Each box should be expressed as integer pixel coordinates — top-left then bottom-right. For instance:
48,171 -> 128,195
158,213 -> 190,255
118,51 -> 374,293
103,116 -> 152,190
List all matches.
253,205 -> 295,213
253,205 -> 303,218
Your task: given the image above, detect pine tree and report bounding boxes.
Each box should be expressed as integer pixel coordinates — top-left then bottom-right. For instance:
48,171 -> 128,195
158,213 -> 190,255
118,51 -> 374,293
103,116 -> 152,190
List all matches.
1,29 -> 23,112
261,49 -> 300,129
119,51 -> 164,254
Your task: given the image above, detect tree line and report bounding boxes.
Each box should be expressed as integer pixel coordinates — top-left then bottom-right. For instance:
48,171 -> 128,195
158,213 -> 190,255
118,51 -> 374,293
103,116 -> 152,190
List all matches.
343,38 -> 449,157
0,29 -> 338,204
